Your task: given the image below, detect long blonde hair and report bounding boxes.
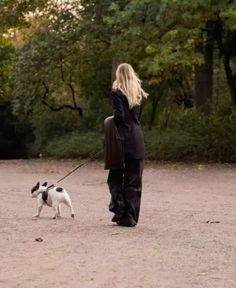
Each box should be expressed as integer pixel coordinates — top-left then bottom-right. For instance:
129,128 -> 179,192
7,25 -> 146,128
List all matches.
112,63 -> 148,109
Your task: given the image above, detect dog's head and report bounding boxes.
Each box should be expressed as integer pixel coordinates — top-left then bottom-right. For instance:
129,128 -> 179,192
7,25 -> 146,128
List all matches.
31,182 -> 48,198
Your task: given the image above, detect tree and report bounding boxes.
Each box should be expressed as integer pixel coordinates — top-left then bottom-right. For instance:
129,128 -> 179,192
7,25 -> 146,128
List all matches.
11,6 -> 83,117
11,1 -> 113,128
105,0 -> 236,114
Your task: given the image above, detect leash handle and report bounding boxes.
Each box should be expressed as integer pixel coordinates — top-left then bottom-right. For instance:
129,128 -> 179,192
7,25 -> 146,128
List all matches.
56,150 -> 102,184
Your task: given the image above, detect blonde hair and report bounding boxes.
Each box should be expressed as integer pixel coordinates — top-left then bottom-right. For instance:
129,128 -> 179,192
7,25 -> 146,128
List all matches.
112,63 -> 148,109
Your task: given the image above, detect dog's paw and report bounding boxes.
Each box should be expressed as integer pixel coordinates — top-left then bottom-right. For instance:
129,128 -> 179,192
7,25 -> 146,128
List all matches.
71,214 -> 75,219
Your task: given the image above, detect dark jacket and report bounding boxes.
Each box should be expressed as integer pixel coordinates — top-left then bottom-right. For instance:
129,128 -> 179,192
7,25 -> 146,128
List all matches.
104,116 -> 124,170
111,89 -> 145,160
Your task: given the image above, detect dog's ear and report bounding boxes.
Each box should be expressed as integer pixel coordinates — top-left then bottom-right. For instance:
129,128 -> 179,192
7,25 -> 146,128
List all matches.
31,182 -> 40,193
42,182 -> 48,187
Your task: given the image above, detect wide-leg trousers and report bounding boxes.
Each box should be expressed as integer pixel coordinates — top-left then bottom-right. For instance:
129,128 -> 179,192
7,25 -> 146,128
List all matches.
107,158 -> 143,223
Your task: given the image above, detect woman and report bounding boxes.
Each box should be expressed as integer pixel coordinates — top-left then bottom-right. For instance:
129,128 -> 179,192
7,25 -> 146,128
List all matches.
107,63 -> 148,227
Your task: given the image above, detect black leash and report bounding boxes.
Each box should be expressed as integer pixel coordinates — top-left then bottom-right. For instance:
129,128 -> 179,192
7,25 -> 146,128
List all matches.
56,149 -> 102,184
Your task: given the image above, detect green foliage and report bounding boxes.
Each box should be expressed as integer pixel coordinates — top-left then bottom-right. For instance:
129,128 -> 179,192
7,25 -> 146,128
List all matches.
0,36 -> 14,99
30,107 -> 82,155
40,131 -> 103,158
106,0 -> 236,86
77,49 -> 113,128
12,23 -> 81,116
145,106 -> 236,162
29,106 -> 105,158
0,0 -> 48,32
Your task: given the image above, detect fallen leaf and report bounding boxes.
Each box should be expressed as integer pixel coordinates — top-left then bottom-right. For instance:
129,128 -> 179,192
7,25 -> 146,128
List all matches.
35,237 -> 43,242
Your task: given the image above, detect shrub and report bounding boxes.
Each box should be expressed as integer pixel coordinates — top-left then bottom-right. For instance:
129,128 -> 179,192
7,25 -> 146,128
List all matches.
38,131 -> 103,158
144,107 -> 236,162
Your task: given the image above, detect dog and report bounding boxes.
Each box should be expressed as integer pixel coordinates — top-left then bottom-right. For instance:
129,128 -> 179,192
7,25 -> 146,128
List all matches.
31,182 -> 75,219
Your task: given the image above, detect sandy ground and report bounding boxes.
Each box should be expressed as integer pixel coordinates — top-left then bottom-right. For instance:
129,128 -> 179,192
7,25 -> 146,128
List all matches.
0,159 -> 235,288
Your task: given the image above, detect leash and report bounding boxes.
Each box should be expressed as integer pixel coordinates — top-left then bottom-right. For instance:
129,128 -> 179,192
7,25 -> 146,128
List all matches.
56,149 -> 103,184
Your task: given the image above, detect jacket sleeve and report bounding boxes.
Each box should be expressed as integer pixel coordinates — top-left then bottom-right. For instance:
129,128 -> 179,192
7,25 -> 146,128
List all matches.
111,91 -> 125,126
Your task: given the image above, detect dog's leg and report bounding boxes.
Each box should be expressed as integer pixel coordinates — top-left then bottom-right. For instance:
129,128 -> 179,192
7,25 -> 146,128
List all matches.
57,205 -> 62,218
33,205 -> 43,218
52,205 -> 58,219
70,205 -> 75,218
63,196 -> 75,218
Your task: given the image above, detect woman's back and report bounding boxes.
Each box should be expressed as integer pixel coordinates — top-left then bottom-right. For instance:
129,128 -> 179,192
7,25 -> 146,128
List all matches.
111,89 -> 144,159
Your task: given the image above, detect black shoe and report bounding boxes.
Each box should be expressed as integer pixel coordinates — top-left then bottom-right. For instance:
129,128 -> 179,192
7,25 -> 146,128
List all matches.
117,216 -> 137,227
111,206 -> 125,223
112,214 -> 121,222
111,210 -> 124,222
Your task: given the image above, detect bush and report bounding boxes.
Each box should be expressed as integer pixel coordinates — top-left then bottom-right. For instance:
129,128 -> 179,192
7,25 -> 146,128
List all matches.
0,101 -> 33,158
37,131 -> 103,158
29,99 -> 236,162
144,107 -> 236,162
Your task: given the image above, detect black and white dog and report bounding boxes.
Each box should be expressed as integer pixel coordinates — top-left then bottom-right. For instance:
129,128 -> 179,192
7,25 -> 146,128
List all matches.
31,182 -> 75,219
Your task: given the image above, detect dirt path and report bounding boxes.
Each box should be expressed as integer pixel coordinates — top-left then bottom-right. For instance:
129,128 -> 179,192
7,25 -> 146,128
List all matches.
0,159 -> 235,288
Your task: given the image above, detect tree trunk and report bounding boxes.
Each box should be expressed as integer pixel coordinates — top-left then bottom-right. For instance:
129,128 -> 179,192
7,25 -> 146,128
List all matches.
223,53 -> 236,105
211,21 -> 236,105
194,24 -> 214,113
149,86 -> 160,128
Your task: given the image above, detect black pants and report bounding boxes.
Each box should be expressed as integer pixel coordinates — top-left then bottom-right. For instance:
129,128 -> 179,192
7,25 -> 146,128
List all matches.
107,158 -> 143,223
